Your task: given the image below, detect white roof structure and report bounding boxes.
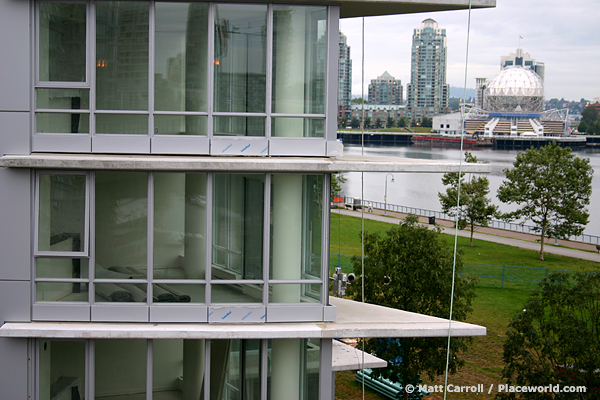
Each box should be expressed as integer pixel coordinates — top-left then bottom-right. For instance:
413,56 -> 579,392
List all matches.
484,66 -> 544,113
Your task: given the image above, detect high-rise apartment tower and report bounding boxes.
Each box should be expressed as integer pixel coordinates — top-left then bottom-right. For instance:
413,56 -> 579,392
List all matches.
368,71 -> 402,105
406,18 -> 449,121
338,31 -> 352,120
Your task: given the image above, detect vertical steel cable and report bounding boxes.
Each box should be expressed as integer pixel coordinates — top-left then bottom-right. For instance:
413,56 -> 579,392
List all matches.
360,16 -> 366,400
443,1 -> 473,399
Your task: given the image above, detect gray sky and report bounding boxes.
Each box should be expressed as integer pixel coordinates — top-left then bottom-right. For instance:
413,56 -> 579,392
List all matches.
340,0 -> 600,102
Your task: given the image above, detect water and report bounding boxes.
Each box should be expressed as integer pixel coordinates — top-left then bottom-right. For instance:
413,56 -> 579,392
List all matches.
340,145 -> 600,237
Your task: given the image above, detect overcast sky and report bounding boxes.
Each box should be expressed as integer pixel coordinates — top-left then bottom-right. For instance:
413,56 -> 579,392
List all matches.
340,0 -> 600,102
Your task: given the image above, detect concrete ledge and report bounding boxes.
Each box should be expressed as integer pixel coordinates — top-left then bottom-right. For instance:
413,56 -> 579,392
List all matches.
0,297 -> 485,339
0,153 -> 491,174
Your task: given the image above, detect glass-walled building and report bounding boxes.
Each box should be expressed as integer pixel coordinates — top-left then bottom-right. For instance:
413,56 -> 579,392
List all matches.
0,0 -> 493,399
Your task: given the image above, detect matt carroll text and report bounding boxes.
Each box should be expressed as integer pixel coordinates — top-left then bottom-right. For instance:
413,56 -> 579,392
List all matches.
405,383 -> 587,395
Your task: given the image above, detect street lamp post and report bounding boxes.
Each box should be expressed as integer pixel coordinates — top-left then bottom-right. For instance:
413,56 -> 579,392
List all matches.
384,173 -> 395,216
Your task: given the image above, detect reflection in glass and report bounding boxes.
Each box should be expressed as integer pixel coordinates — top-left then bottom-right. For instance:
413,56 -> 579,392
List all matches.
154,173 -> 207,279
39,3 -> 86,82
38,174 -> 86,252
212,284 -> 263,303
270,175 -> 323,299
36,281 -> 89,302
214,4 -> 267,113
268,284 -> 320,303
155,3 -> 209,112
154,115 -> 207,135
38,341 -> 86,399
213,116 -> 265,137
96,339 -> 146,398
37,258 -> 89,280
212,339 -> 261,400
271,118 -> 324,138
36,113 -> 89,134
36,89 -> 90,110
96,2 -> 149,110
153,339 -> 206,398
272,6 -> 327,115
96,114 -> 148,134
152,284 -> 204,303
213,174 -> 264,280
95,171 -> 148,279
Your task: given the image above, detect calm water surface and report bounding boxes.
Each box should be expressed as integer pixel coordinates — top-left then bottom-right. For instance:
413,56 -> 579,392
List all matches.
340,145 -> 600,237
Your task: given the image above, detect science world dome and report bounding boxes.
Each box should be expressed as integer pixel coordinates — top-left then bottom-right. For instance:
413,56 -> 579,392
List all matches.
483,66 -> 544,113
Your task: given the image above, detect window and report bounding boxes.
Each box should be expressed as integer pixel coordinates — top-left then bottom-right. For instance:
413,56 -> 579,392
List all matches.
33,171 -> 327,321
34,1 -> 332,154
37,338 -> 322,400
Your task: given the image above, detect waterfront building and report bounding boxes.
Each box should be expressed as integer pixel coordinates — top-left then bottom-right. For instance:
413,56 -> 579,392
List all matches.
0,0 -> 492,398
351,104 -> 407,128
368,71 -> 403,105
406,18 -> 450,122
500,48 -> 545,82
338,32 -> 353,120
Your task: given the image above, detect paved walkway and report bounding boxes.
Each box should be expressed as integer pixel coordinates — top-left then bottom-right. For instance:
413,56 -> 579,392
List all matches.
334,208 -> 600,262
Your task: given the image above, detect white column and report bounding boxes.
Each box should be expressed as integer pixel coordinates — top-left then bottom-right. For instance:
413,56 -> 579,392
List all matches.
183,340 -> 204,400
273,9 -> 306,137
184,174 -> 207,279
271,339 -> 302,399
271,174 -> 303,302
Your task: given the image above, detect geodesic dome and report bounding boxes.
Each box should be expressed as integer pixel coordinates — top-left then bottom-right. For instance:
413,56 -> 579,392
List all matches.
483,66 -> 544,113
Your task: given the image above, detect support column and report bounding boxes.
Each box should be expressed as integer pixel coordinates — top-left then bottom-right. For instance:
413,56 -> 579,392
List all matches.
183,339 -> 205,400
184,174 -> 207,279
271,174 -> 303,302
271,339 -> 302,400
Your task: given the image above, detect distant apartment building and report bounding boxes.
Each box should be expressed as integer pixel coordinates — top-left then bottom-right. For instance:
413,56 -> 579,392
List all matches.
368,71 -> 402,105
406,18 -> 449,122
338,31 -> 352,120
475,77 -> 487,109
351,104 -> 407,128
500,48 -> 545,81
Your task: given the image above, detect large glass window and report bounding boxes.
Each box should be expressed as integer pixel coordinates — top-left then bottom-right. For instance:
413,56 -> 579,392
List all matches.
35,2 -> 331,147
95,339 -> 146,399
96,2 -> 149,111
213,4 -> 267,114
38,3 -> 87,82
272,6 -> 327,115
155,3 -> 209,112
34,172 -> 326,314
38,340 -> 86,400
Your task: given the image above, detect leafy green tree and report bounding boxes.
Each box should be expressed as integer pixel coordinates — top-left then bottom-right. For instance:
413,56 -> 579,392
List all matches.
330,173 -> 346,198
364,117 -> 371,129
581,105 -> 599,123
497,143 -> 593,260
439,152 -> 498,246
421,116 -> 432,128
350,117 -> 360,129
500,272 -> 600,400
351,97 -> 368,104
397,117 -> 407,128
578,119 -> 588,133
338,116 -> 348,129
347,216 -> 476,399
375,117 -> 383,129
387,116 -> 395,128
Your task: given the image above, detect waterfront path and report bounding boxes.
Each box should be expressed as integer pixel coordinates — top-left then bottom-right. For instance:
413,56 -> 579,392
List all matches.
334,208 -> 600,262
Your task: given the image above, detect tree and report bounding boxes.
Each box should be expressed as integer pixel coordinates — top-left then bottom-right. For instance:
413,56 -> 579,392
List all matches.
330,173 -> 346,198
375,117 -> 383,129
350,117 -> 360,129
500,272 -> 600,400
351,97 -> 368,104
347,216 -> 476,399
364,117 -> 371,128
397,117 -> 407,128
581,105 -> 599,123
387,116 -> 395,128
497,143 -> 593,260
421,116 -> 432,128
439,152 -> 498,246
578,119 -> 588,133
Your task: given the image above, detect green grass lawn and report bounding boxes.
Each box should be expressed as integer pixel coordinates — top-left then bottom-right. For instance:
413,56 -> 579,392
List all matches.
330,213 -> 600,399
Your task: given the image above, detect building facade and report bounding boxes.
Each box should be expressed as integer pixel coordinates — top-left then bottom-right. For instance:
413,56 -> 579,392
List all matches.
500,48 -> 545,82
406,18 -> 449,122
368,71 -> 403,105
338,32 -> 353,121
0,0 -> 492,399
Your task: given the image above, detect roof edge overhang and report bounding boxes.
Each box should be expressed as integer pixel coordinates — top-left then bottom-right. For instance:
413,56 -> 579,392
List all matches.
337,0 -> 496,18
0,153 -> 492,174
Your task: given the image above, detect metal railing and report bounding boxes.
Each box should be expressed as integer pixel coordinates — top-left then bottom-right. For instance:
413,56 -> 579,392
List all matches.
338,197 -> 600,245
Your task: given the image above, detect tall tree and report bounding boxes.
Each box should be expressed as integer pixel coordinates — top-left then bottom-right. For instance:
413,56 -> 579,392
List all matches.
497,143 -> 593,260
500,272 -> 600,400
347,216 -> 476,399
439,152 -> 498,246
